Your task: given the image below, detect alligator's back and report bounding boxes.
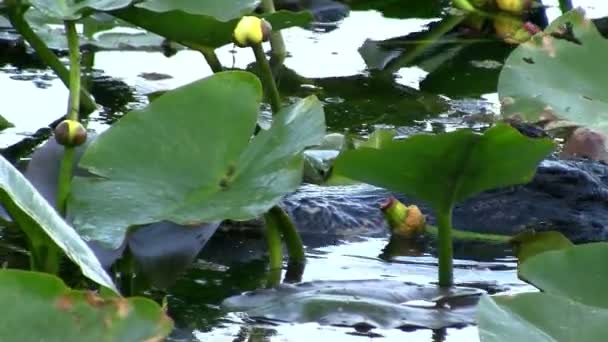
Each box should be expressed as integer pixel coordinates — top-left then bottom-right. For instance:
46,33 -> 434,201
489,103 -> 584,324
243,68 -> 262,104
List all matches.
282,159 -> 608,243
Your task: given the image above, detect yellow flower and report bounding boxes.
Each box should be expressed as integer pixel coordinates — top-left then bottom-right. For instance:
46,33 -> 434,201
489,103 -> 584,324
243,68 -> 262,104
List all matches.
233,16 -> 272,47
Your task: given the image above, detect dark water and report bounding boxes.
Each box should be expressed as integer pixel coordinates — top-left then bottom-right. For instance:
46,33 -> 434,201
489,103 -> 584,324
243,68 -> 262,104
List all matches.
0,1 -> 605,341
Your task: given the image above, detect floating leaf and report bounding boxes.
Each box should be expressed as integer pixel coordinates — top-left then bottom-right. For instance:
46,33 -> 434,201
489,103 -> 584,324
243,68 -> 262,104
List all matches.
0,155 -> 117,293
333,124 -> 554,212
69,71 -> 325,249
0,269 -> 172,341
499,9 -> 608,135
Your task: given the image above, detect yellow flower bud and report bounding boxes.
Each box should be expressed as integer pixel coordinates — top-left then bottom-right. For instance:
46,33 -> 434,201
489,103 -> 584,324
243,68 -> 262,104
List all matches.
54,119 -> 87,147
496,0 -> 531,14
381,197 -> 426,238
233,16 -> 272,47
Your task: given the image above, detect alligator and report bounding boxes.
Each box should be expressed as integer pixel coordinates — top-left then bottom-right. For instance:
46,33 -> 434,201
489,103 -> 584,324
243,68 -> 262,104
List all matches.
282,158 -> 608,243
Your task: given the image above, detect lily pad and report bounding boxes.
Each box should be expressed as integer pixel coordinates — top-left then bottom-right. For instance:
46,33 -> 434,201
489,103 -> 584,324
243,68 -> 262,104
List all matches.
478,243 -> 608,341
510,231 -> 573,265
499,9 -> 608,135
134,0 -> 258,22
25,137 -> 220,288
29,0 -> 133,20
0,154 -> 116,293
69,71 -> 325,250
332,124 -> 554,212
0,269 -> 172,341
112,7 -> 313,49
223,280 -> 481,330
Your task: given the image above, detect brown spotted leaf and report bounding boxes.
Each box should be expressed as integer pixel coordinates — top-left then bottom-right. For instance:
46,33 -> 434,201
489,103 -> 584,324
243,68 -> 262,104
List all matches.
499,9 -> 608,134
0,269 -> 172,341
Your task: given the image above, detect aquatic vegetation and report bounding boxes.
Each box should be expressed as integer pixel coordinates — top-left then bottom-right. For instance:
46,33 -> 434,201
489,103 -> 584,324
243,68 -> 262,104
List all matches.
332,124 -> 554,286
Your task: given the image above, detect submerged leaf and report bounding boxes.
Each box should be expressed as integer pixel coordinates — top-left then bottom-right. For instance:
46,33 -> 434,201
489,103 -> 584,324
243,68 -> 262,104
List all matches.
223,280 -> 481,330
0,270 -> 172,341
69,71 -> 325,249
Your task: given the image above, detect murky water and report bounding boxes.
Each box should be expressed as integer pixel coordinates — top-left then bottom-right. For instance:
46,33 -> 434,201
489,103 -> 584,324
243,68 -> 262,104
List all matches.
0,1 -> 604,341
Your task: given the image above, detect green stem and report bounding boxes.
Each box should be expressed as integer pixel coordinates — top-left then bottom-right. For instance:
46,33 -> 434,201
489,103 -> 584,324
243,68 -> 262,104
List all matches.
56,20 -> 80,215
437,207 -> 454,287
269,206 -> 305,265
263,210 -> 284,272
251,43 -> 281,114
199,47 -> 223,73
56,147 -> 75,215
6,6 -> 97,114
260,0 -> 287,61
425,225 -> 510,243
65,21 -> 80,121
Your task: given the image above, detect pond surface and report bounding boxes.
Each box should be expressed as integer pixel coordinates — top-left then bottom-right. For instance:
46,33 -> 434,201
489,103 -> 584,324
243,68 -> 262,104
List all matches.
0,1 -> 605,341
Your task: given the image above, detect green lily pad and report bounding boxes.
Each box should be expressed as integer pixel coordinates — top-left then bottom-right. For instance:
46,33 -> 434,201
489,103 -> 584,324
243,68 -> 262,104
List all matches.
478,243 -> 608,341
332,124 -> 554,212
134,0 -> 258,21
223,280 -> 482,330
0,155 -> 116,293
0,269 -> 172,341
510,231 -> 573,265
29,0 -> 133,20
499,9 -> 608,134
478,293 -> 608,342
112,7 -> 313,49
69,71 -> 325,249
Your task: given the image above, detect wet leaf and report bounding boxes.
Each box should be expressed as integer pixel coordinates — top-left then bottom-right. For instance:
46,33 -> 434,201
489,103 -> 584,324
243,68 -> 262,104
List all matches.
0,154 -> 117,293
223,280 -> 481,330
69,71 -> 325,249
332,124 -> 554,212
0,269 -> 172,341
499,9 -> 608,135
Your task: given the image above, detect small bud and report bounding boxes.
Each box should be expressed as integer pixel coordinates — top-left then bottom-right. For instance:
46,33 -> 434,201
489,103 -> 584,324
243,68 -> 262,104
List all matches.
233,16 -> 272,48
54,119 -> 87,147
381,197 -> 426,238
494,14 -> 533,44
496,0 -> 531,14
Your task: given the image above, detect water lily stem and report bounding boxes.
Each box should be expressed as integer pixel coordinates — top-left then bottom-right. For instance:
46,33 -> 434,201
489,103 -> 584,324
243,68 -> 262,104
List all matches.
199,47 -> 223,73
6,6 -> 97,114
252,43 -> 281,114
263,209 -> 284,273
56,20 -> 81,216
437,208 -> 454,287
65,21 -> 81,122
269,206 -> 306,265
260,0 -> 287,61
